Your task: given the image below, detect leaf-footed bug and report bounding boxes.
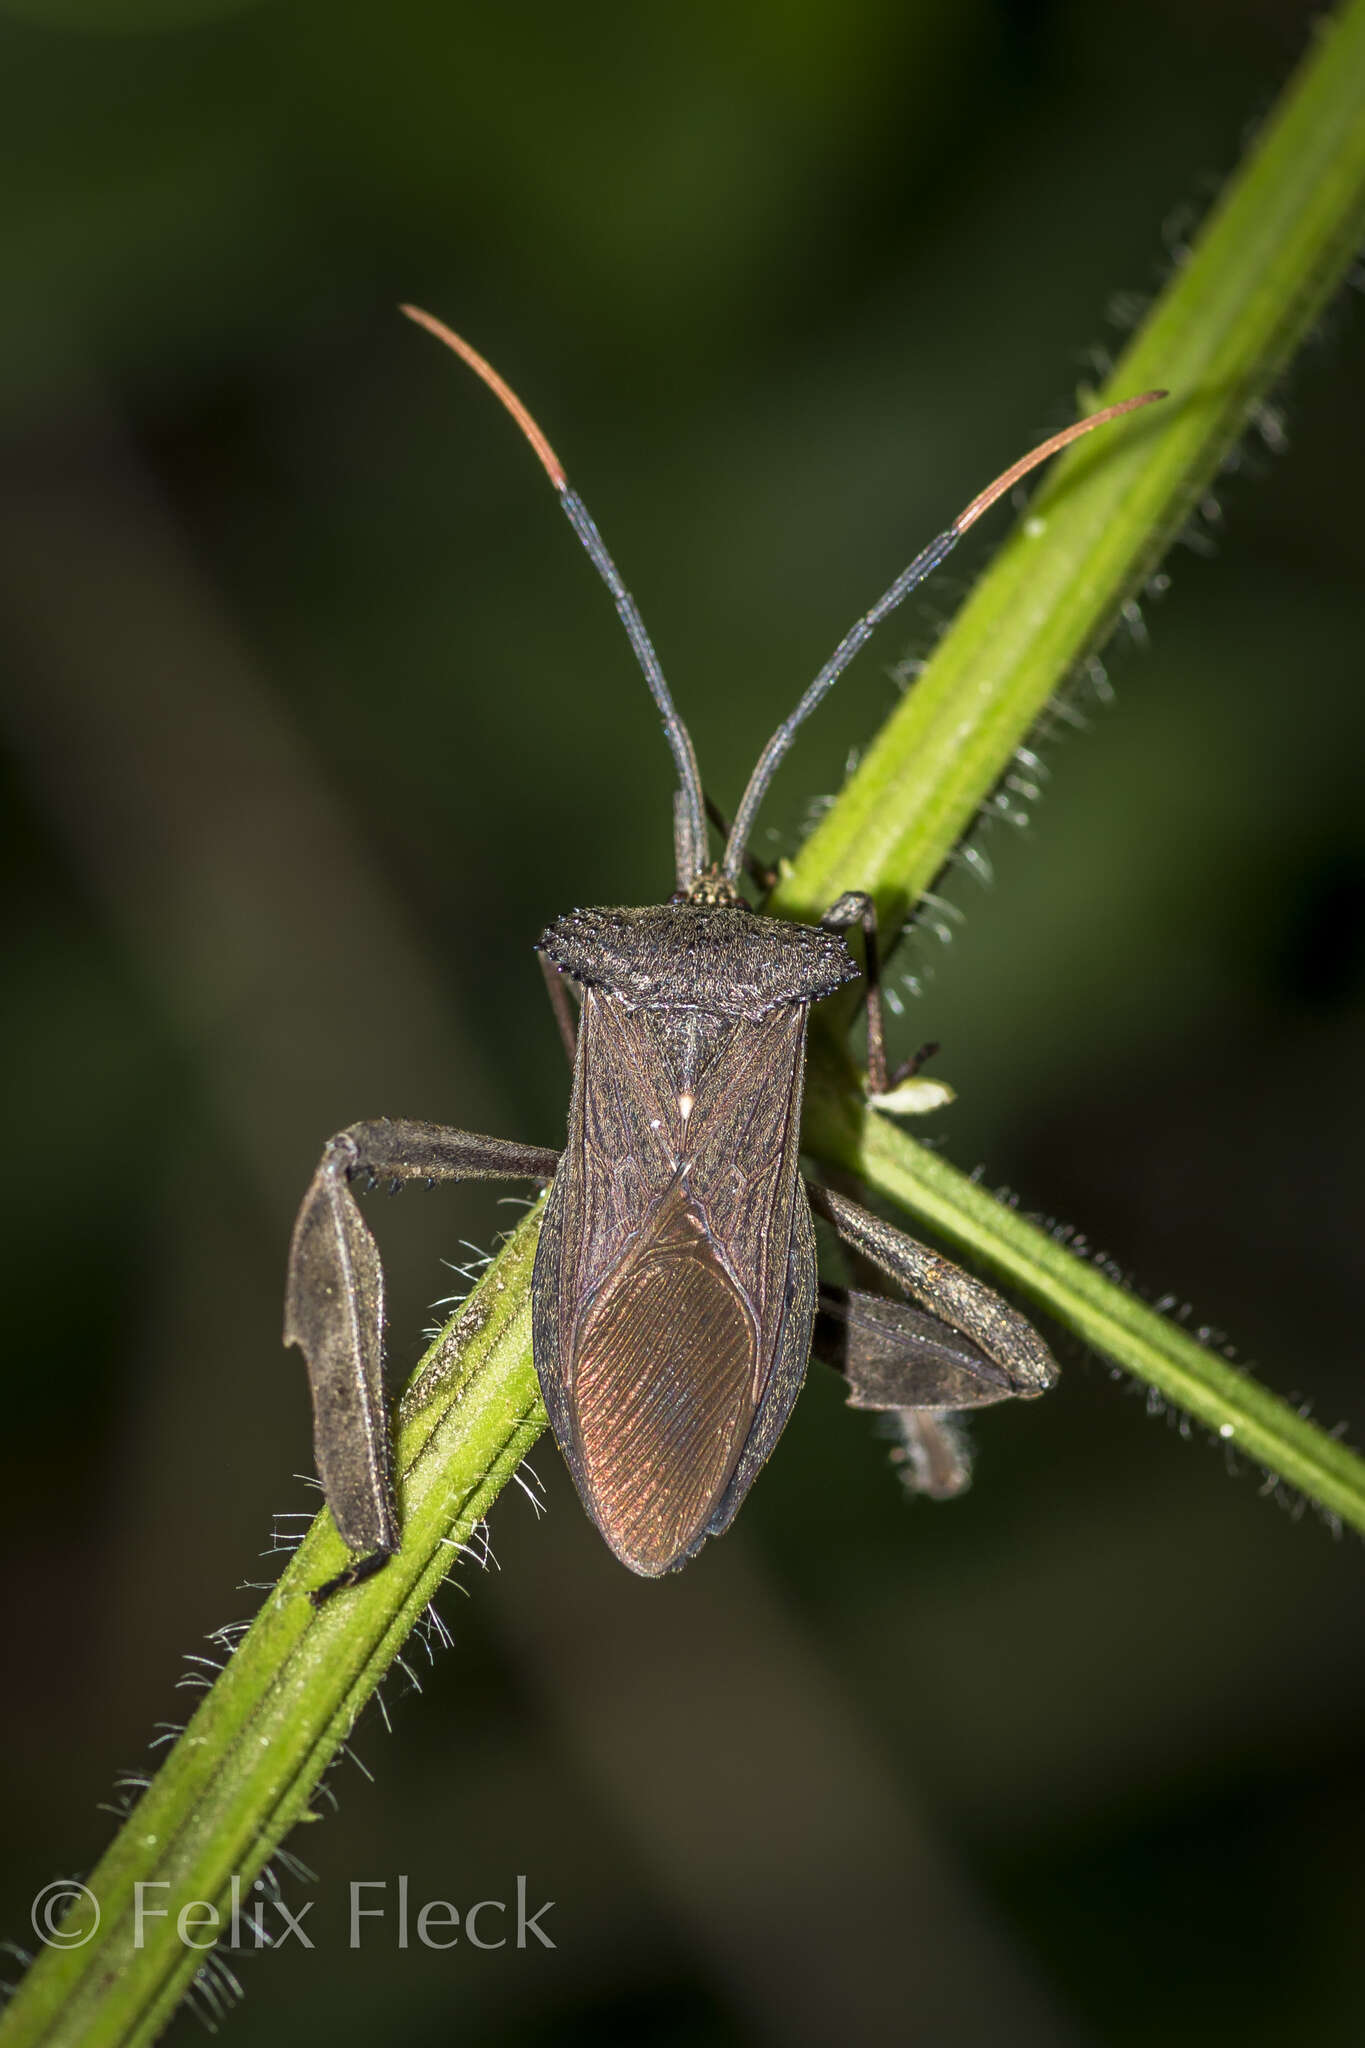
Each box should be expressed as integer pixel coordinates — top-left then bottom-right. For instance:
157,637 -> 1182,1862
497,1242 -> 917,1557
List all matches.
285,310 -> 1165,1599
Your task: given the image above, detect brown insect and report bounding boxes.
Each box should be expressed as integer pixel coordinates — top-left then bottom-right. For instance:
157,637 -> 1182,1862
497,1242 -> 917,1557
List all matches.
285,311 -> 1164,1597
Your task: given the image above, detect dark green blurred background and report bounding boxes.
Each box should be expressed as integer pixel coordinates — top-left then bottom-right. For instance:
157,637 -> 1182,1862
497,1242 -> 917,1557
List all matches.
2,2 -> 1363,2043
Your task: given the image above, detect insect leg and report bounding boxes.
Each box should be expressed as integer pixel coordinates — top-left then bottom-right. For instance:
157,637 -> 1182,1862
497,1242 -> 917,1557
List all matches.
820,891 -> 938,1097
814,1283 -> 1018,1409
812,1289 -> 978,1497
285,1120 -> 559,1602
539,953 -> 579,1064
807,1180 -> 1058,1400
820,891 -> 888,1093
809,1183 -> 1056,1500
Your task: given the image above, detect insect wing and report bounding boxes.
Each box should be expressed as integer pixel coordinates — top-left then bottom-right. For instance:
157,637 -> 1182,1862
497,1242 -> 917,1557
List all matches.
532,989 -> 811,1574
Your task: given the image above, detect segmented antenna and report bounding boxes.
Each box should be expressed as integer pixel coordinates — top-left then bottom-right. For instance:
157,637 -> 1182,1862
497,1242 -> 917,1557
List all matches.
720,388 -> 1168,884
401,306 -> 708,891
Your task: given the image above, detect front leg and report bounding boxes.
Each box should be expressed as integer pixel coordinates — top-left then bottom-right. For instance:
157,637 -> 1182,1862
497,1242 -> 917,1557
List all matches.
285,1119 -> 559,1600
820,891 -> 937,1100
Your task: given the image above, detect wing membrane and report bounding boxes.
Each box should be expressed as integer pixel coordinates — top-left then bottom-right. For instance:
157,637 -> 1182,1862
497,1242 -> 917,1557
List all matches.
576,1183 -> 754,1571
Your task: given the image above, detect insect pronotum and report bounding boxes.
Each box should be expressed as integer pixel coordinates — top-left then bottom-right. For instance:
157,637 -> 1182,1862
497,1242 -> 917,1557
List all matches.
285,312 -> 1165,1598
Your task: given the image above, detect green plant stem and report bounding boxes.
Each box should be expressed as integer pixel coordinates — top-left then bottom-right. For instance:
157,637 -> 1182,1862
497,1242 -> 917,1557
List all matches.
805,1055 -> 1365,1532
768,0 -> 1365,937
6,8 -> 1365,2045
2,1205 -> 547,2048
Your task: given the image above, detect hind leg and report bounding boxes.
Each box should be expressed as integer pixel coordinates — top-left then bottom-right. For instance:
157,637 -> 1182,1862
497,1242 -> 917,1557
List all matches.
285,1119 -> 558,1600
809,1179 -> 1058,1499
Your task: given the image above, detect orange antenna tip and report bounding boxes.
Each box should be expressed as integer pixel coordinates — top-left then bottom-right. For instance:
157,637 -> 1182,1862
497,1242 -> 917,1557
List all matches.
399,303 -> 567,490
952,386 -> 1169,536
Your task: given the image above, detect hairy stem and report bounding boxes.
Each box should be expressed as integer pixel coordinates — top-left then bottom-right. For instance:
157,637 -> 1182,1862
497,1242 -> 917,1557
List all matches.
805,1055 -> 1365,1534
2,1208 -> 546,2048
768,0 -> 1365,936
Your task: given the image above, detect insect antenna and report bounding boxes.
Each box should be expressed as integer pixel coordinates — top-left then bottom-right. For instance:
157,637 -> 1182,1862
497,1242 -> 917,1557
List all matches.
721,387 -> 1168,885
401,305 -> 708,890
